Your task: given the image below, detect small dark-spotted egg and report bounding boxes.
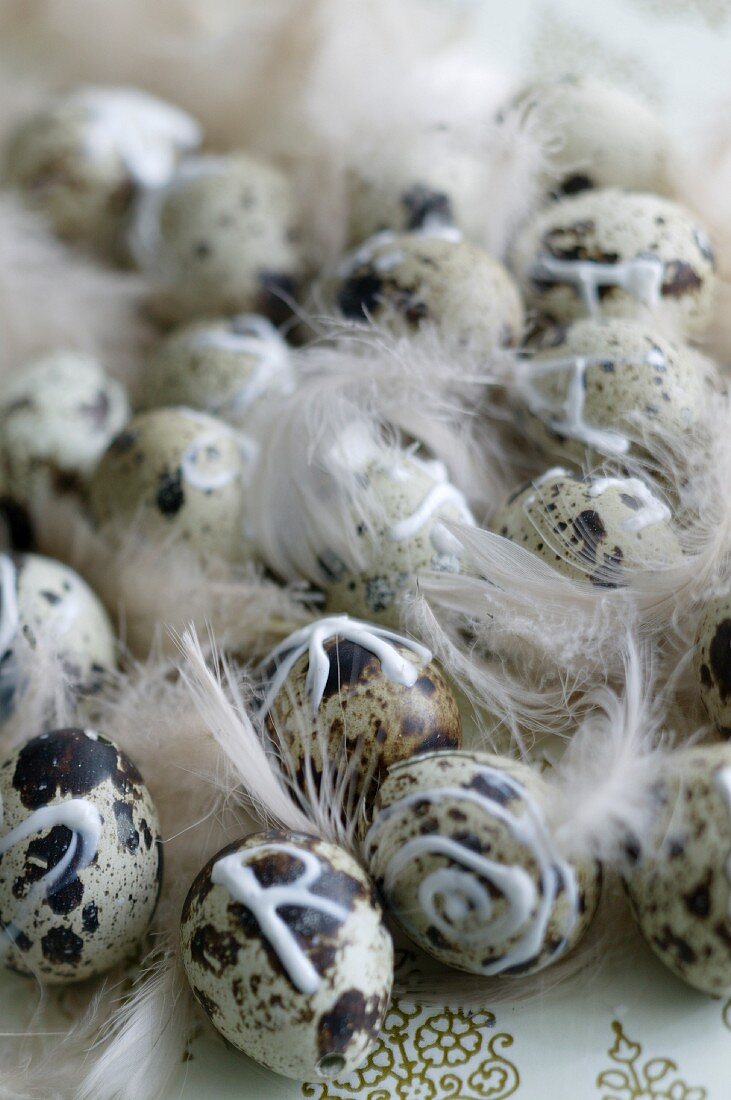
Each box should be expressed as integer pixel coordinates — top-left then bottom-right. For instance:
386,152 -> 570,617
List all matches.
328,230 -> 524,349
364,750 -> 601,976
623,744 -> 731,995
88,407 -> 252,562
140,314 -> 295,437
516,318 -> 711,465
5,86 -> 200,255
321,449 -> 475,627
129,153 -> 303,325
180,830 -> 393,1081
0,727 -> 162,984
492,468 -> 681,586
0,552 -> 116,732
509,189 -> 716,337
0,351 -> 129,507
694,592 -> 731,739
512,75 -> 673,197
259,615 -> 462,811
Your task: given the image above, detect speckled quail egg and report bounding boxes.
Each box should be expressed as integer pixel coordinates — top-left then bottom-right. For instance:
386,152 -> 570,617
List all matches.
88,407 -> 252,562
509,189 -> 716,337
515,318 -> 711,465
0,350 -> 130,507
4,86 -> 200,256
321,450 -> 476,626
329,230 -> 524,348
694,592 -> 731,739
492,468 -> 681,587
129,153 -> 303,326
180,830 -> 393,1081
623,744 -> 731,995
259,615 -> 462,812
0,552 -> 116,730
364,749 -> 601,976
512,75 -> 673,198
0,727 -> 162,983
140,314 -> 295,442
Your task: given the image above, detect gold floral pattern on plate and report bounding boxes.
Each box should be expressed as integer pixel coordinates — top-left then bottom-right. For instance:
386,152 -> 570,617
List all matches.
596,1021 -> 707,1100
302,1002 -> 520,1100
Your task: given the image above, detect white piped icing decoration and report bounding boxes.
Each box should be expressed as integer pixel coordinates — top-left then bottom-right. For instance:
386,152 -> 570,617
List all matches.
211,842 -> 349,994
69,86 -> 201,188
364,765 -> 579,975
523,466 -> 571,509
186,314 -> 295,416
258,615 -> 432,719
531,253 -> 665,316
715,767 -> 731,920
338,224 -> 463,280
517,347 -> 667,455
0,555 -> 19,657
588,477 -> 671,533
385,456 -> 475,569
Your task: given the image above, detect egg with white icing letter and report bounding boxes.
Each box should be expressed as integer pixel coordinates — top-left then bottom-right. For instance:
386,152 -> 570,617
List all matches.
89,407 -> 252,562
509,189 -> 716,337
259,615 -> 462,811
365,750 -> 600,976
694,592 -> 731,740
512,75 -> 673,198
329,231 -> 524,349
141,315 -> 295,438
5,86 -> 200,256
492,468 -> 681,587
0,553 -> 116,731
516,318 -> 710,465
623,744 -> 731,995
180,830 -> 393,1081
0,351 -> 129,507
129,153 -> 303,326
322,450 -> 476,626
0,727 -> 162,983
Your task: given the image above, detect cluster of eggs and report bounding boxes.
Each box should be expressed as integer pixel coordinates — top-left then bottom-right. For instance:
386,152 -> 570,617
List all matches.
1,70 -> 730,1090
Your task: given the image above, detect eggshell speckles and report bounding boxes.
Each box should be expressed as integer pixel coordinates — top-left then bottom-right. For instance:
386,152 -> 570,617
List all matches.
513,75 -> 673,198
0,351 -> 129,506
509,189 -> 716,337
364,750 -> 600,976
623,745 -> 731,995
330,231 -> 524,349
88,407 -> 251,562
516,318 -> 711,465
492,468 -> 681,587
130,154 -> 303,325
322,453 -> 475,627
0,727 -> 162,984
180,830 -> 393,1081
5,86 -> 200,255
260,616 -> 462,811
0,553 -> 116,730
694,593 -> 731,739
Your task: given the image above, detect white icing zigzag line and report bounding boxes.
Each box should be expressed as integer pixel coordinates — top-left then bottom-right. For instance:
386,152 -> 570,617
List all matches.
364,767 -> 579,976
211,843 -> 349,994
385,457 -> 475,566
531,254 -> 665,316
259,615 -> 432,719
588,477 -> 671,533
715,767 -> 731,921
187,314 -> 294,416
0,555 -> 19,657
518,350 -> 666,455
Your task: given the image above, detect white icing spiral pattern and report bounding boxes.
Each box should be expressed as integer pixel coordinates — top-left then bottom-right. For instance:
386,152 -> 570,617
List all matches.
364,765 -> 579,975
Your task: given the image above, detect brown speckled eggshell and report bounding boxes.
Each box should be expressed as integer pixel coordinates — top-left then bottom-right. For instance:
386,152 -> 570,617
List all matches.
623,744 -> 731,995
364,750 -> 601,977
509,189 -> 716,337
264,634 -> 462,810
694,593 -> 731,739
180,830 -> 393,1082
0,728 -> 162,984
